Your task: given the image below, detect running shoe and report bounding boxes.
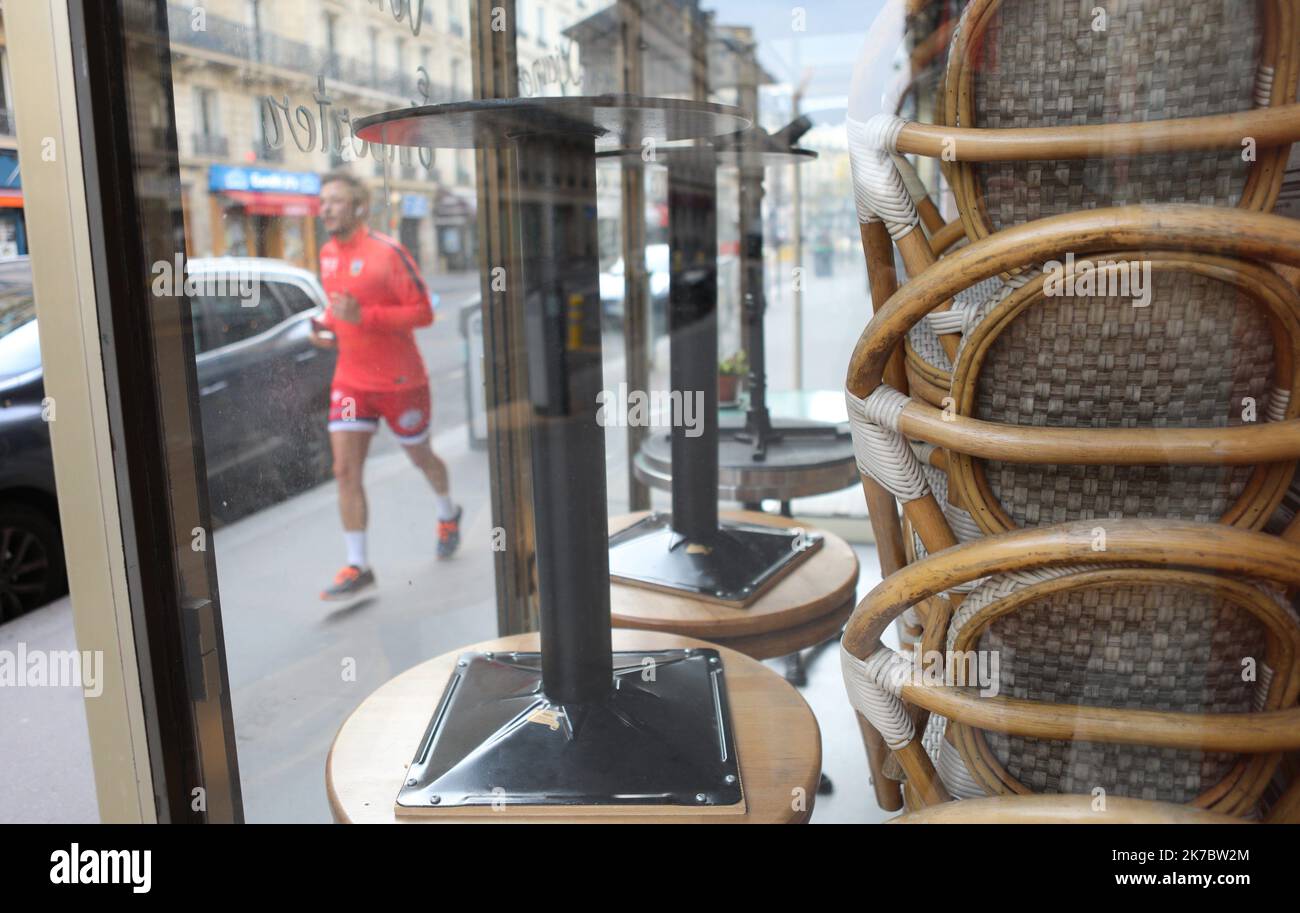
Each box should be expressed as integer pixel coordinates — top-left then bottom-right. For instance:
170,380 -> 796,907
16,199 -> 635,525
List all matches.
437,506 -> 463,559
321,565 -> 376,601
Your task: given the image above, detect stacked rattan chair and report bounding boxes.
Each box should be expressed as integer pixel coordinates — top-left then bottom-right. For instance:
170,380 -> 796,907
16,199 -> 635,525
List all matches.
841,0 -> 1300,821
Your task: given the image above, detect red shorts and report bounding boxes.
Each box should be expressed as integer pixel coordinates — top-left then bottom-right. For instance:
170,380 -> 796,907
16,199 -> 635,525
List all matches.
328,383 -> 431,444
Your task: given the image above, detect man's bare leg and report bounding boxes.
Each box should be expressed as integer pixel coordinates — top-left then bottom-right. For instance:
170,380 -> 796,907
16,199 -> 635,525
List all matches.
402,438 -> 461,557
321,429 -> 378,600
333,428 -> 374,530
401,437 -> 449,495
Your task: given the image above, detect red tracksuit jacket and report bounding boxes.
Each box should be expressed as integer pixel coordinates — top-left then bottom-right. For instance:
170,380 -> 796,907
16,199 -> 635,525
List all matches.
317,227 -> 433,392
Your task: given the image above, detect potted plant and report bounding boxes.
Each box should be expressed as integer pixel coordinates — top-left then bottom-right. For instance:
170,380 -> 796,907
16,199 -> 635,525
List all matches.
718,350 -> 748,405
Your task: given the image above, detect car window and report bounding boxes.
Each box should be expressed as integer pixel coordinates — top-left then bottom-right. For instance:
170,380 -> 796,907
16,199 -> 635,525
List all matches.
268,279 -> 319,316
193,285 -> 281,350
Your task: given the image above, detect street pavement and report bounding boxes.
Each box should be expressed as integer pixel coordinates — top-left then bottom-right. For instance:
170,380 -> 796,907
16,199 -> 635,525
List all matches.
0,596 -> 99,823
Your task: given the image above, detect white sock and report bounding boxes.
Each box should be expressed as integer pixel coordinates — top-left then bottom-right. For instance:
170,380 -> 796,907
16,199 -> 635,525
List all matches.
434,492 -> 457,521
344,530 -> 368,570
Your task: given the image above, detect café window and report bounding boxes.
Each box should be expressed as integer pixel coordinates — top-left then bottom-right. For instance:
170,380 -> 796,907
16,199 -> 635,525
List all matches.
6,0 -> 1299,837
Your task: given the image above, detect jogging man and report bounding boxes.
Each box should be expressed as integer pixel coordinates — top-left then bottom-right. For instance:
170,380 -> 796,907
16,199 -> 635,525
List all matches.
310,170 -> 461,601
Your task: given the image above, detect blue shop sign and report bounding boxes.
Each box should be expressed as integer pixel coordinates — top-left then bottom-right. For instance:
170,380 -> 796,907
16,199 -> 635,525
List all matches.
0,151 -> 21,190
401,193 -> 430,218
209,165 -> 321,196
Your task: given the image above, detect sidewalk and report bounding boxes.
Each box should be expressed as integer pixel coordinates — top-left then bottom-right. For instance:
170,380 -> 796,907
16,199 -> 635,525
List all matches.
0,595 -> 99,823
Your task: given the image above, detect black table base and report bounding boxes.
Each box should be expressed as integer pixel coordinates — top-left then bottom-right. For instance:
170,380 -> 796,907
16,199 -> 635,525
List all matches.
396,649 -> 743,810
356,95 -> 750,812
609,512 -> 822,606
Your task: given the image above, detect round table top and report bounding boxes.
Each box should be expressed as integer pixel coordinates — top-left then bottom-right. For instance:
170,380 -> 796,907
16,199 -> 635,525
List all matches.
327,629 -> 822,824
596,144 -> 817,167
635,434 -> 860,501
609,510 -> 859,639
354,94 -> 750,149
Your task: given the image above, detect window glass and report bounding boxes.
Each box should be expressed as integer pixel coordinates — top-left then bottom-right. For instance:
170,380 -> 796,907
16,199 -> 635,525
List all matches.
189,297 -> 210,355
268,280 -> 318,316
0,288 -> 34,342
192,286 -> 279,349
103,0 -> 889,824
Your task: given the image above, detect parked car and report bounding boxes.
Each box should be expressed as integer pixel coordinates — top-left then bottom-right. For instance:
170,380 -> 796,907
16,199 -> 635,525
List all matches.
0,256 -> 336,620
600,243 -> 671,325
186,257 -> 336,515
0,259 -> 60,621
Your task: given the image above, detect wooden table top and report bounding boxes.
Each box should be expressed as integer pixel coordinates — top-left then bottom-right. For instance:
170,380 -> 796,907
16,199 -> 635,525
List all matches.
327,629 -> 822,824
609,511 -> 859,639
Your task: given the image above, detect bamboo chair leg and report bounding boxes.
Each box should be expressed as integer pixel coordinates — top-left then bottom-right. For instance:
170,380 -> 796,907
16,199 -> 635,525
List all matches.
861,475 -> 907,578
854,477 -> 913,812
856,711 -> 904,812
917,196 -> 944,235
894,739 -> 951,806
861,220 -> 909,392
903,493 -> 960,557
901,779 -> 921,812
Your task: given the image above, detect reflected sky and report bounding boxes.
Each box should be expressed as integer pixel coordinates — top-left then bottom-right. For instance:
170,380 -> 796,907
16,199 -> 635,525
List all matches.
706,0 -> 902,123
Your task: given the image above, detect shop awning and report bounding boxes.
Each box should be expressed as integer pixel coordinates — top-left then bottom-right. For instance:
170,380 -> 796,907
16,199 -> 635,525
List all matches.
222,190 -> 320,217
0,188 -> 22,209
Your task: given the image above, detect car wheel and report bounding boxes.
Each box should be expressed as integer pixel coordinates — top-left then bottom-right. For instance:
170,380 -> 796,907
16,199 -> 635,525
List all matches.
0,503 -> 67,622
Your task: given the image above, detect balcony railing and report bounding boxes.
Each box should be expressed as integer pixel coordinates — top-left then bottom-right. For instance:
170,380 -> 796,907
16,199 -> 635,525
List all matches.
167,3 -> 456,101
255,142 -> 285,164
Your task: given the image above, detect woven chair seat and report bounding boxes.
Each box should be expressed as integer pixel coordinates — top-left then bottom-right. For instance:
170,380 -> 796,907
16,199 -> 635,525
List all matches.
905,0 -> 1278,389
915,567 -> 1293,805
971,0 -> 1262,231
969,269 -> 1278,527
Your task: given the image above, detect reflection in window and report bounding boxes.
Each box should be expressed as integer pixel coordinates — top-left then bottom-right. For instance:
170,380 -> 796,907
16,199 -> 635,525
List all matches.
0,289 -> 35,341
192,288 -> 278,349
322,12 -> 339,79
